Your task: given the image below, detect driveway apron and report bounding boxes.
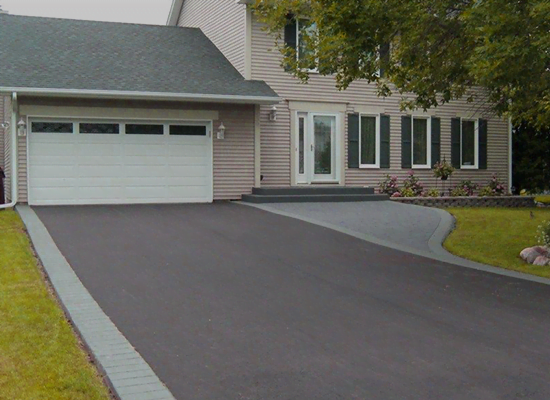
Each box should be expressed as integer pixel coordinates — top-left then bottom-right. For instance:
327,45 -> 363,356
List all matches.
33,203 -> 550,400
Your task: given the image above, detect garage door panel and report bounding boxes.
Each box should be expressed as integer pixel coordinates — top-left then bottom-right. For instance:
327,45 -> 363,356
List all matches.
29,120 -> 213,205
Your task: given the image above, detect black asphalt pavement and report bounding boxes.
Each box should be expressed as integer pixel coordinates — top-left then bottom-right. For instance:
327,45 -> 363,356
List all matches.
34,203 -> 550,400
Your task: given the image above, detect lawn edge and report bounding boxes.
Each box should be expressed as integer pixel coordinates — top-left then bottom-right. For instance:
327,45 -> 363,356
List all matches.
238,201 -> 550,286
16,205 -> 176,400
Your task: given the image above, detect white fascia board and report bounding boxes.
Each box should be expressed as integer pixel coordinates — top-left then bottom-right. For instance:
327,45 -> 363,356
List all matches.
0,87 -> 281,105
166,0 -> 184,26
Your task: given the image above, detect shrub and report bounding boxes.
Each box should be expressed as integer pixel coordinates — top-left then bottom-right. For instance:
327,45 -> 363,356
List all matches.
487,174 -> 507,196
479,186 -> 494,197
425,188 -> 440,198
402,171 -> 424,196
537,220 -> 550,247
450,180 -> 478,197
400,187 -> 416,197
535,195 -> 550,205
379,175 -> 400,196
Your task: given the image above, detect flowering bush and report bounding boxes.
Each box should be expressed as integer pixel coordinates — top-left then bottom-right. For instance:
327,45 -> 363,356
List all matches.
402,171 -> 424,196
450,180 -> 478,197
433,159 -> 455,180
537,220 -> 550,247
478,186 -> 494,197
391,191 -> 402,198
487,174 -> 507,196
425,188 -> 440,198
379,175 -> 400,196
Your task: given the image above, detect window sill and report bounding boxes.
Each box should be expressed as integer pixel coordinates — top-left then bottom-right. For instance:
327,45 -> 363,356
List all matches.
461,165 -> 479,170
359,165 -> 380,169
411,166 -> 432,170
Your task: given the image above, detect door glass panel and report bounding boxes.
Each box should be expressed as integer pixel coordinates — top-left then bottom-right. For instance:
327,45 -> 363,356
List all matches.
32,122 -> 73,133
80,123 -> 119,134
299,117 -> 305,175
361,116 -> 377,165
462,120 -> 476,166
170,125 -> 207,136
413,118 -> 428,165
313,116 -> 333,175
126,124 -> 164,135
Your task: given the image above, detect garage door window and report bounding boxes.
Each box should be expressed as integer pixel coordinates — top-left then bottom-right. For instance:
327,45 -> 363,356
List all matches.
80,123 -> 120,134
126,124 -> 164,135
170,125 -> 207,136
32,122 -> 73,133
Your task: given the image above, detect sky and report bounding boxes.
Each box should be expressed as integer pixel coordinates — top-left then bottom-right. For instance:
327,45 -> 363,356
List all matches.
0,0 -> 174,25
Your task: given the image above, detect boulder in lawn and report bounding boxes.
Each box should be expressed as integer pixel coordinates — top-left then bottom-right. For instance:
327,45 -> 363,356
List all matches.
533,256 -> 550,267
520,247 -> 545,264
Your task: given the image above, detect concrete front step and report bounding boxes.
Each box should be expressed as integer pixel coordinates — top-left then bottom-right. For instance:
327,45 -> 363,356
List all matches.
252,186 -> 375,196
241,193 -> 389,204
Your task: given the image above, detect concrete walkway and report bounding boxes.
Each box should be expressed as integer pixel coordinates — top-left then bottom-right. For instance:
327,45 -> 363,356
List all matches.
248,201 -> 550,285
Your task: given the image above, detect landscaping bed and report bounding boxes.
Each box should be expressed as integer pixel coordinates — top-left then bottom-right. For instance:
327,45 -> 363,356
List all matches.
391,195 -> 535,208
0,210 -> 111,400
444,208 -> 550,279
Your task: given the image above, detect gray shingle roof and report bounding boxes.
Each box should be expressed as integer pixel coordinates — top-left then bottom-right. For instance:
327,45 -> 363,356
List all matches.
0,14 -> 279,101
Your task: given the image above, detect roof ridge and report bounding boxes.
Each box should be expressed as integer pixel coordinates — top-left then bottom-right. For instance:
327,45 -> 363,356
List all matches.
0,13 -> 198,30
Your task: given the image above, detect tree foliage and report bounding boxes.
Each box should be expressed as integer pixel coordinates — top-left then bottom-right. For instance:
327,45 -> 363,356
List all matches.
512,122 -> 550,192
253,0 -> 550,129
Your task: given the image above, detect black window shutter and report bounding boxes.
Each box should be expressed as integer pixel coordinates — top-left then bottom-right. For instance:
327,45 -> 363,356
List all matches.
348,113 -> 360,168
479,119 -> 488,169
431,117 -> 441,167
284,15 -> 297,50
401,116 -> 412,169
380,115 -> 390,168
451,118 -> 461,169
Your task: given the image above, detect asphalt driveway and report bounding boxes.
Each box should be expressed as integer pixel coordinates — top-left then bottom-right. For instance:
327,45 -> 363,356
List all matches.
34,203 -> 550,400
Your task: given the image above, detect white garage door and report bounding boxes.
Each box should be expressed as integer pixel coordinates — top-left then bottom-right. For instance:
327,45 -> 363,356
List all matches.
28,120 -> 213,205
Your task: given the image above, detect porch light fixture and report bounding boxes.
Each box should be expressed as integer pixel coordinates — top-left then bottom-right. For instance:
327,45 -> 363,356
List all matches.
17,118 -> 27,137
0,121 -> 9,131
217,122 -> 226,140
269,106 -> 277,121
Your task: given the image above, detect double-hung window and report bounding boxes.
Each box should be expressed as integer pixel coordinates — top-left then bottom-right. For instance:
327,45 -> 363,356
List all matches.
411,116 -> 431,168
359,114 -> 380,168
297,19 -> 318,72
461,119 -> 479,169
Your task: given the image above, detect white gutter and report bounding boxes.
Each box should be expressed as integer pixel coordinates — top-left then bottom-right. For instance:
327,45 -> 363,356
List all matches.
0,87 -> 282,105
0,92 -> 18,210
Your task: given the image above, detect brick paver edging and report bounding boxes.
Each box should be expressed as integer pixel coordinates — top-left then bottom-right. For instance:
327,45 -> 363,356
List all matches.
391,195 -> 536,208
17,205 -> 176,400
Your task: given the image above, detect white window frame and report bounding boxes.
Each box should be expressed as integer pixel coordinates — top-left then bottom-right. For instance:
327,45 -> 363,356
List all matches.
411,116 -> 431,169
296,19 -> 319,73
359,113 -> 380,169
460,118 -> 479,170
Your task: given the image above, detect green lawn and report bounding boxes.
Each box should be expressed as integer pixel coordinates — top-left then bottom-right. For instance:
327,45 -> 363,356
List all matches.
0,210 -> 111,400
444,207 -> 550,279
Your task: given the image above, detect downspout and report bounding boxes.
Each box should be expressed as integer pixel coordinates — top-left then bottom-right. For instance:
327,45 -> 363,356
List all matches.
508,117 -> 513,193
0,92 -> 18,209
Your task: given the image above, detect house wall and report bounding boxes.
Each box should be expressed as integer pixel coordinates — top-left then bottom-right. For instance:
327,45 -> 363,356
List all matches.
0,95 -> 4,170
15,97 -> 256,203
177,0 -> 247,76
250,16 -> 510,191
3,95 -> 12,201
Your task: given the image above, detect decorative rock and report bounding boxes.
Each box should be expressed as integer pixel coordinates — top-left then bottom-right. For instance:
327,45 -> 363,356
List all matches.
520,247 -> 545,264
533,256 -> 550,266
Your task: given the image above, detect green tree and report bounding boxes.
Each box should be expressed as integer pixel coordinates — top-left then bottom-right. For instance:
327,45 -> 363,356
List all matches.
253,0 -> 550,129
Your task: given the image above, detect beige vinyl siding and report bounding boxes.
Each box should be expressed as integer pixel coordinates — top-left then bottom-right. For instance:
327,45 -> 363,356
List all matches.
15,97 -> 255,203
177,0 -> 246,76
251,16 -> 510,190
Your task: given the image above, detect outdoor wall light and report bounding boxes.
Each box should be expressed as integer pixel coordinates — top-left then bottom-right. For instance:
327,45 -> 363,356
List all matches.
217,122 -> 226,140
269,106 -> 277,121
17,118 -> 27,137
0,121 -> 9,132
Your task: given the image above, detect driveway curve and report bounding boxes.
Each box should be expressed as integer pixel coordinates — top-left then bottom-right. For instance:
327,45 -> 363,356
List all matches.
34,203 -> 550,400
251,200 -> 449,254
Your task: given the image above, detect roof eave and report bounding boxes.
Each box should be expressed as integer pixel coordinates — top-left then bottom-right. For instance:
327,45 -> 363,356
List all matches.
0,87 -> 281,105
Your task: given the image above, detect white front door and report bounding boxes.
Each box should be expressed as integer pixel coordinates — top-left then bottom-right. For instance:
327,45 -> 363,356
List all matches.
295,112 -> 339,184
